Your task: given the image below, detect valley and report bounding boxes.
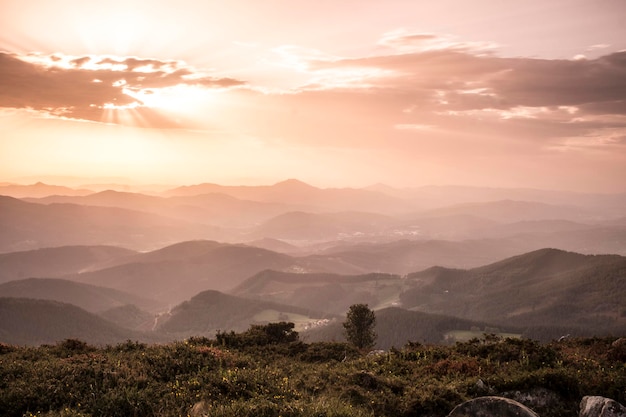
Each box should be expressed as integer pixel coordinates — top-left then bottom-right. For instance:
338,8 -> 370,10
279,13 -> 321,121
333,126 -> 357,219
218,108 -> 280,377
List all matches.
0,180 -> 624,347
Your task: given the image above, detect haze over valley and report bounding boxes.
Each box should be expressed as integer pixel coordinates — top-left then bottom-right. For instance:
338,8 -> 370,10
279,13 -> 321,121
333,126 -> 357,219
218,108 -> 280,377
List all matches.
0,179 -> 625,346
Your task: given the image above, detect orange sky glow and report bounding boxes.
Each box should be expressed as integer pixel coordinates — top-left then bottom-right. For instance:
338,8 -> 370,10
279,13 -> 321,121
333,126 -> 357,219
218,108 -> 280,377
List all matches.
1,0 -> 625,191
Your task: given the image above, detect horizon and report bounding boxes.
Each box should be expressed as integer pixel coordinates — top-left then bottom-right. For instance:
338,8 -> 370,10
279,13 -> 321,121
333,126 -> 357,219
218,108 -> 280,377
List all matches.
1,1 -> 626,193
3,176 -> 626,196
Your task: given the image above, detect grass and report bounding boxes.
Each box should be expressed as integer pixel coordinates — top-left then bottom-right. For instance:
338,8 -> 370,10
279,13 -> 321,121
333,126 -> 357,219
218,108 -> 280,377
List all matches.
0,329 -> 624,417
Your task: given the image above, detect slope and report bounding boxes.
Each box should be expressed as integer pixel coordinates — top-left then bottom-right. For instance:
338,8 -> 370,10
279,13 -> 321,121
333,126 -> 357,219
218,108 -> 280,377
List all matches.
71,241 -> 301,305
0,298 -> 157,346
302,307 -> 519,349
400,248 -> 626,329
0,182 -> 92,198
164,179 -> 413,214
155,289 -> 331,338
0,196 -> 220,252
0,245 -> 136,283
27,190 -> 295,228
232,270 -> 402,314
0,278 -> 162,313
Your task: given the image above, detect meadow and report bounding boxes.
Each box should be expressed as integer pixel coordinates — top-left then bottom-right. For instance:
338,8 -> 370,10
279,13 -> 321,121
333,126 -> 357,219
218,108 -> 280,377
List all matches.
1,324 -> 624,417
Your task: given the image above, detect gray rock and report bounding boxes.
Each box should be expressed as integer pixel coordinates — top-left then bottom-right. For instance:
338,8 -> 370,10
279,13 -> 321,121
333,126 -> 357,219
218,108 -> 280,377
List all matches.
448,396 -> 539,417
473,378 -> 495,395
189,400 -> 209,417
609,338 -> 626,361
579,396 -> 626,417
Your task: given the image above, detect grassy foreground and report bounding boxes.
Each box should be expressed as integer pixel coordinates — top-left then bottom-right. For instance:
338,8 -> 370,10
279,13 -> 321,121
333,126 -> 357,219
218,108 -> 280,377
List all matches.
1,325 -> 624,417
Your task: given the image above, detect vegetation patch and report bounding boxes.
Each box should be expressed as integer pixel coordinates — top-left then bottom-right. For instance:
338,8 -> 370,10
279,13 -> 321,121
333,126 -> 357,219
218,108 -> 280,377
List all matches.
445,330 -> 522,342
0,326 -> 624,417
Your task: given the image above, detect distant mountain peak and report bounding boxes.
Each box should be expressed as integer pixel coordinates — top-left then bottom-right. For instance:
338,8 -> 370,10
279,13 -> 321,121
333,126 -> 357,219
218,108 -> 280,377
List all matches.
273,179 -> 316,189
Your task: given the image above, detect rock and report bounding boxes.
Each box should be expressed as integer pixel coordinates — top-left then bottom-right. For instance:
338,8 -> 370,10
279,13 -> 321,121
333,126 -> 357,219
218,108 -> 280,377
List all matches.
475,379 -> 486,391
579,396 -> 626,417
189,400 -> 210,417
448,396 -> 539,417
608,338 -> 626,361
473,378 -> 494,395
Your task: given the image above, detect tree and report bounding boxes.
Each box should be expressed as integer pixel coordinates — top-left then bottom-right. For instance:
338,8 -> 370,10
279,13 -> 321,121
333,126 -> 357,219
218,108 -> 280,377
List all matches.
343,304 -> 377,349
216,322 -> 298,347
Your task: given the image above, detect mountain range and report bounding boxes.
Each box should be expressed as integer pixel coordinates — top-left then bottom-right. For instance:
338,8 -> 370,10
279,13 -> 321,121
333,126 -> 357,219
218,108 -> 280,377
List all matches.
0,179 -> 625,346
1,245 -> 624,346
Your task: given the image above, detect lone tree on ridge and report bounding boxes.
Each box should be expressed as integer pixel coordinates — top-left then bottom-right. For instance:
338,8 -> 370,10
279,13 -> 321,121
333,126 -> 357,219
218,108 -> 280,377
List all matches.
343,303 -> 377,350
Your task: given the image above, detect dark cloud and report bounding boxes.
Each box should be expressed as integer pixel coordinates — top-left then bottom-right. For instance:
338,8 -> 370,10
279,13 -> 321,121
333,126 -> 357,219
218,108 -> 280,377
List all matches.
311,50 -> 626,117
0,52 -> 135,110
490,53 -> 626,109
0,52 -> 246,127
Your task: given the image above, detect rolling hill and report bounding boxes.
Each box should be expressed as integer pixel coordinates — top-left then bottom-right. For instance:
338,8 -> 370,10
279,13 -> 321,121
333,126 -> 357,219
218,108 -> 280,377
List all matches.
0,182 -> 92,198
155,289 -> 332,338
0,245 -> 136,283
369,184 -> 626,218
163,179 -> 413,214
0,278 -> 162,313
302,307 -> 521,349
306,238 -> 532,274
399,248 -> 626,330
99,304 -> 156,332
0,196 -> 221,252
232,248 -> 626,340
26,189 -> 297,228
0,298 -> 157,346
71,241 -> 302,304
233,270 -> 401,314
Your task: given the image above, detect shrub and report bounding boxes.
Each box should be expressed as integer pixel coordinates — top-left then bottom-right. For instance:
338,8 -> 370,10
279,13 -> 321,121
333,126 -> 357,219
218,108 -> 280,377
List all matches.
217,322 -> 299,348
299,342 -> 359,362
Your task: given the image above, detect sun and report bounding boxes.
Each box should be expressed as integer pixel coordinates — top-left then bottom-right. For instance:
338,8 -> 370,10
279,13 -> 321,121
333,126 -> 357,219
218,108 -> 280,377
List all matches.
124,85 -> 215,113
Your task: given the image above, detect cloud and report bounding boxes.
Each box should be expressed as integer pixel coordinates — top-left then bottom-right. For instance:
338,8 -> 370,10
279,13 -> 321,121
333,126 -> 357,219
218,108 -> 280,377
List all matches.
0,52 -> 246,127
300,29 -> 626,111
300,35 -> 626,137
378,30 -> 499,54
220,33 -> 626,174
315,49 -> 626,111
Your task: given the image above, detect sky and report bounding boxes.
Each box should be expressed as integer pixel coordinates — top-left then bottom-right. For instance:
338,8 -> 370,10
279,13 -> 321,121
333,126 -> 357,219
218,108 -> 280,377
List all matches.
1,0 -> 625,192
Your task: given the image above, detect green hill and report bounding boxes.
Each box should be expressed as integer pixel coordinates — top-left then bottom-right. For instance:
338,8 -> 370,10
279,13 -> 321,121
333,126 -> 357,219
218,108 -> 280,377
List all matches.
99,304 -> 156,331
400,248 -> 626,330
0,297 -> 157,345
233,270 -> 402,314
155,290 -> 331,338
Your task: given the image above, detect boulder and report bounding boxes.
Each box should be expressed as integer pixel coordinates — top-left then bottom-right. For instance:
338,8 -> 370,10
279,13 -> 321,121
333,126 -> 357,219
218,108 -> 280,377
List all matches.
448,396 -> 539,417
579,396 -> 626,417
